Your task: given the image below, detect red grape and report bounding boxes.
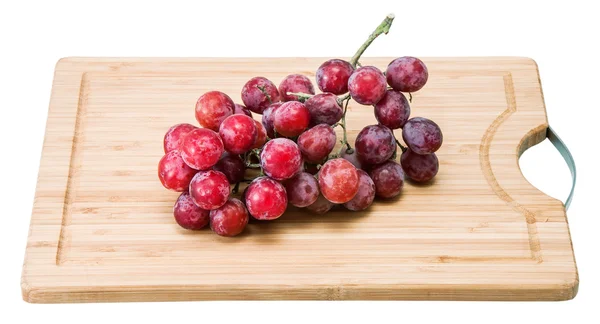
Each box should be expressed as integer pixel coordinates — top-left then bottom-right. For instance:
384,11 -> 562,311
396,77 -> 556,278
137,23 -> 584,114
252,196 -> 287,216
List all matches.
273,101 -> 310,137
400,148 -> 439,182
348,66 -> 387,105
355,125 -> 396,165
279,74 -> 315,102
209,198 -> 249,237
343,170 -> 375,211
284,172 -> 320,207
189,170 -> 230,210
297,124 -> 336,163
180,128 -> 224,170
316,59 -> 354,95
304,93 -> 343,126
163,123 -> 197,153
218,114 -> 258,154
386,56 -> 428,92
402,117 -> 443,154
318,158 -> 359,204
195,91 -> 235,131
245,177 -> 288,220
213,153 -> 245,184
374,90 -> 411,129
234,103 -> 253,118
369,161 -> 404,199
173,192 -> 210,230
261,102 -> 283,138
260,138 -> 303,180
251,120 -> 267,149
340,149 -> 364,170
158,150 -> 198,192
241,77 -> 281,114
306,193 -> 335,214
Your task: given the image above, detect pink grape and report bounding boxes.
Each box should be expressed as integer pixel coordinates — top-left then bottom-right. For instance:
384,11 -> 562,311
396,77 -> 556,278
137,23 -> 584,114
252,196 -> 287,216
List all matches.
251,120 -> 267,149
369,161 -> 404,199
213,153 -> 245,184
297,124 -> 336,163
318,158 -> 359,204
355,125 -> 396,165
279,74 -> 315,101
218,114 -> 258,154
400,148 -> 439,182
173,192 -> 210,230
209,198 -> 249,237
189,170 -> 230,210
386,56 -> 429,92
245,177 -> 288,220
374,90 -> 411,129
273,101 -> 310,137
284,172 -> 320,207
343,170 -> 375,211
158,150 -> 198,192
241,77 -> 281,114
163,123 -> 197,153
402,117 -> 443,154
234,103 -> 253,117
316,59 -> 354,95
195,91 -> 235,131
304,93 -> 343,126
306,193 -> 335,214
348,66 -> 387,105
180,128 -> 224,170
260,138 -> 303,180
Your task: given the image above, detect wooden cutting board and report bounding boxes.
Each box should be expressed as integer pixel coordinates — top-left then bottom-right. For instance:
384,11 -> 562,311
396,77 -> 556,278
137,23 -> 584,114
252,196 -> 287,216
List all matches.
21,57 -> 578,303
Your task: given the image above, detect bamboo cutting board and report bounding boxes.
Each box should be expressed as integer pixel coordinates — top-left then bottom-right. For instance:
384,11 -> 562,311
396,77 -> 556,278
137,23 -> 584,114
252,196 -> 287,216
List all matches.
21,57 -> 578,303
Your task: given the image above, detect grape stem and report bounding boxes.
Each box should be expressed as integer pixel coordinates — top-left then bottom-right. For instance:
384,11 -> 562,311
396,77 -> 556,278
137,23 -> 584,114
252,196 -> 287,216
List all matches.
336,97 -> 353,156
232,182 -> 240,194
257,85 -> 273,104
287,91 -> 313,102
395,138 -> 407,153
408,92 -> 413,103
349,14 -> 395,68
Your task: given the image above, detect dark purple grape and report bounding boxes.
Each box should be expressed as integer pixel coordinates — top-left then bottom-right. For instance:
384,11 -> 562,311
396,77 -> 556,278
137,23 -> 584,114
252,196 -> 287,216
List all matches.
343,170 -> 375,211
402,117 -> 443,154
305,193 -> 335,214
340,149 -> 365,170
261,102 -> 283,138
213,153 -> 246,184
297,124 -> 336,163
241,77 -> 281,114
348,66 -> 387,105
355,125 -> 396,165
279,74 -> 315,101
304,93 -> 343,126
284,172 -> 320,208
316,59 -> 354,95
400,149 -> 439,182
374,90 -> 410,129
386,56 -> 428,92
369,161 -> 404,199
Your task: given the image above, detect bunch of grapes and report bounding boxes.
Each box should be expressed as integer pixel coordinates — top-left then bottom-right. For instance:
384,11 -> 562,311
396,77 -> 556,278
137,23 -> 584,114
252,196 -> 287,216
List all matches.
157,14 -> 443,237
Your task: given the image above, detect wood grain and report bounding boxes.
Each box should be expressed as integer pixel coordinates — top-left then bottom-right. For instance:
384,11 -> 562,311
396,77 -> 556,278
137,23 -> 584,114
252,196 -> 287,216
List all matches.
21,57 -> 578,303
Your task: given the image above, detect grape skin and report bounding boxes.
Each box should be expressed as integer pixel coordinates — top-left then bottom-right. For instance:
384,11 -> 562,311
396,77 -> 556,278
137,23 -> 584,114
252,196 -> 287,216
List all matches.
163,123 -> 197,153
355,125 -> 396,166
180,128 -> 224,170
316,59 -> 354,95
251,120 -> 267,149
304,93 -> 343,126
318,158 -> 359,204
173,192 -> 210,230
386,56 -> 429,93
189,170 -> 230,210
279,74 -> 315,102
348,66 -> 387,105
343,170 -> 375,211
369,161 -> 405,199
297,124 -> 336,164
158,150 -> 198,192
306,193 -> 335,214
212,153 -> 246,184
273,101 -> 311,137
261,102 -> 283,138
400,149 -> 439,182
402,117 -> 443,155
245,177 -> 288,220
209,198 -> 249,237
374,90 -> 411,130
260,138 -> 303,181
284,172 -> 320,208
218,114 -> 258,154
195,91 -> 235,131
241,77 -> 281,114
234,103 -> 253,117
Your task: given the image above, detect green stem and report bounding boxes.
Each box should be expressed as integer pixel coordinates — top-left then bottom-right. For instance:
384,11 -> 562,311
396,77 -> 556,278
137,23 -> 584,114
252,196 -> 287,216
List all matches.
395,139 -> 407,153
336,93 -> 351,106
349,14 -> 395,68
286,92 -> 313,102
336,98 -> 352,156
232,182 -> 240,194
257,85 -> 272,104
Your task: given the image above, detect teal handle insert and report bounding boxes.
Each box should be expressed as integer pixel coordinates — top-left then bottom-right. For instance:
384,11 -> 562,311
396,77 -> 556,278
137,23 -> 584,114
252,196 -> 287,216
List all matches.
546,126 -> 576,210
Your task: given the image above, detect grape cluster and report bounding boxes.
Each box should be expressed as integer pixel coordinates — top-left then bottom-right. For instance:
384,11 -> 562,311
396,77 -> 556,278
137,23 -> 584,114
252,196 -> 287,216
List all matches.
157,14 -> 443,237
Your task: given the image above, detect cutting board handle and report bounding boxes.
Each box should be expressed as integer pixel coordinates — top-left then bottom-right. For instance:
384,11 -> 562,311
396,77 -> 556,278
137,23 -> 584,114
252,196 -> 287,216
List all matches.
547,126 -> 576,210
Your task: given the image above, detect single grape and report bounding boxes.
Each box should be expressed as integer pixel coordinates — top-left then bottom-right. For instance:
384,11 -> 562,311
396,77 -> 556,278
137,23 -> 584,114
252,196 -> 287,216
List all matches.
180,128 -> 224,170
245,177 -> 288,220
369,160 -> 404,199
343,170 -> 375,211
163,123 -> 197,153
261,102 -> 283,138
173,192 -> 210,230
158,150 -> 198,191
251,120 -> 267,149
213,153 -> 245,184
189,170 -> 230,210
273,101 -> 310,137
374,90 -> 411,129
209,198 -> 249,237
195,91 -> 235,131
218,114 -> 258,154
355,125 -> 396,165
241,77 -> 281,114
234,103 -> 253,118
260,138 -> 303,180
304,93 -> 343,126
284,172 -> 320,208
297,124 -> 336,163
400,148 -> 439,182
318,158 -> 359,204
348,66 -> 387,105
306,193 -> 335,214
402,117 -> 443,154
386,56 -> 429,92
340,149 -> 364,170
279,74 -> 315,102
316,59 -> 354,95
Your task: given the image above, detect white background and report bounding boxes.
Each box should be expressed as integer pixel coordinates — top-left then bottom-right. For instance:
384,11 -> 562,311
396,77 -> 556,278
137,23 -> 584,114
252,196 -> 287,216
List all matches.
1,0 -> 597,323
